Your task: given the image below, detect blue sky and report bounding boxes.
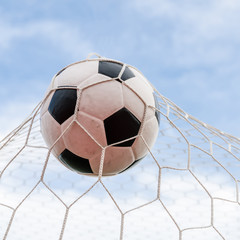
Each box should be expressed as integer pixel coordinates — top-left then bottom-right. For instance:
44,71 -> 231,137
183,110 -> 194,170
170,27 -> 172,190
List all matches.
0,0 -> 240,137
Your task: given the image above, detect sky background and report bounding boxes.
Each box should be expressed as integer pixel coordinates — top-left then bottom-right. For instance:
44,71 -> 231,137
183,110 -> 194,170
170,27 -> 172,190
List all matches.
0,0 -> 240,138
1,2 -> 240,238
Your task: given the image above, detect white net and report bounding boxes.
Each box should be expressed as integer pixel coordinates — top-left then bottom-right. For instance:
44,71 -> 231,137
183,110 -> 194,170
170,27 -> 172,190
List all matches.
0,87 -> 240,240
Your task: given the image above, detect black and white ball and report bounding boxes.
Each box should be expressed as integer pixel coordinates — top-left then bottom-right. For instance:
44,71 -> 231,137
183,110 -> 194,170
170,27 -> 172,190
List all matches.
40,57 -> 160,176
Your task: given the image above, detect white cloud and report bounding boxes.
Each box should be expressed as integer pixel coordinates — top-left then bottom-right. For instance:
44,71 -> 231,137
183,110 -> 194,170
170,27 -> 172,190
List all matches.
131,0 -> 240,67
132,0 -> 240,30
0,18 -> 93,59
0,101 -> 37,139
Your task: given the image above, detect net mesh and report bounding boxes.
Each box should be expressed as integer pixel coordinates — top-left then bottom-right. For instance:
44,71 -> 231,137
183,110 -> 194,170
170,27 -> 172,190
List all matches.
0,83 -> 240,240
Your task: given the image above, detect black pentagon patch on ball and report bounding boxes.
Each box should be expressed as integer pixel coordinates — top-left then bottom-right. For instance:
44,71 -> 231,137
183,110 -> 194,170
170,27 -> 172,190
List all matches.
59,149 -> 93,174
153,93 -> 160,125
104,107 -> 141,147
48,89 -> 77,124
121,66 -> 135,81
99,61 -> 123,78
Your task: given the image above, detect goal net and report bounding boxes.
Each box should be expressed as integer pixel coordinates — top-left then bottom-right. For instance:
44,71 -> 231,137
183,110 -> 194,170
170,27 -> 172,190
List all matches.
0,87 -> 240,240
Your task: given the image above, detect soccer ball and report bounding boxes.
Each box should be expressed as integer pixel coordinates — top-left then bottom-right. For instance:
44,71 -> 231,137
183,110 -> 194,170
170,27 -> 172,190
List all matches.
40,57 -> 160,176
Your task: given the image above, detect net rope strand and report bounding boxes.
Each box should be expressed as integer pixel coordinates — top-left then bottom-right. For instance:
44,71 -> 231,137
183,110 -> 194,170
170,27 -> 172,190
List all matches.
0,58 -> 240,240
